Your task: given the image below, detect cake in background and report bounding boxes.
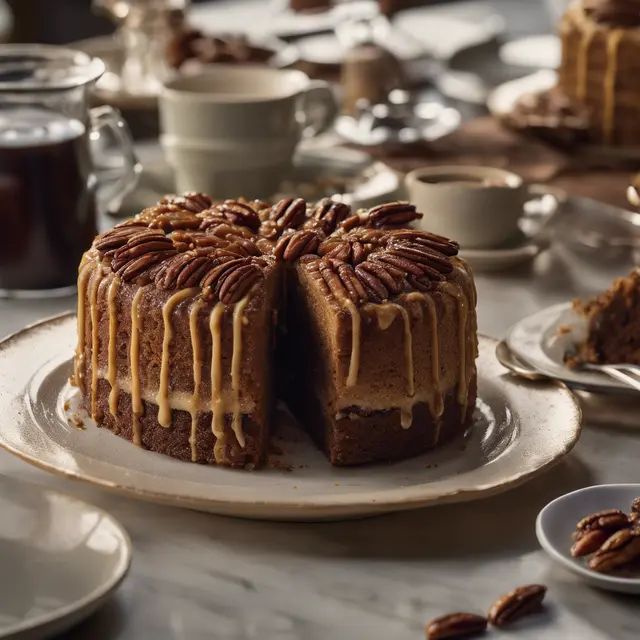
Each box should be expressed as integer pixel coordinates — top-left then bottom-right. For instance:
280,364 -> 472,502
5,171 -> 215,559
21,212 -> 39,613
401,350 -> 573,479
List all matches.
74,194 -> 478,469
568,269 -> 640,367
557,0 -> 640,147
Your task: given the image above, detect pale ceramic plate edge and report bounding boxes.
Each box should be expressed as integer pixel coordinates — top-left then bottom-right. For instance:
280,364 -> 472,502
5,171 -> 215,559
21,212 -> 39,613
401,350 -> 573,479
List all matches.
0,312 -> 582,521
506,302 -> 629,393
536,484 -> 640,594
0,478 -> 132,640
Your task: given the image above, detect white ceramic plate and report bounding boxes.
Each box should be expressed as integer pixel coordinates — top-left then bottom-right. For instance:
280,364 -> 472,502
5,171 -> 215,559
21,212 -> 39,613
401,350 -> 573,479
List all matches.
536,484 -> 640,594
506,302 -> 633,394
488,71 -> 640,161
0,314 -> 581,522
0,475 -> 131,639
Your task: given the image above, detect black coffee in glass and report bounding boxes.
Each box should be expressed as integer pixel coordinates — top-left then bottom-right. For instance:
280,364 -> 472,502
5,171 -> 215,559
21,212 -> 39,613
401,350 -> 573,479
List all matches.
0,107 -> 97,290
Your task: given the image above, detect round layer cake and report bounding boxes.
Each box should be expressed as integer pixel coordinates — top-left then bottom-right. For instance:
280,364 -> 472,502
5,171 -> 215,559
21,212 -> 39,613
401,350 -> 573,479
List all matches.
73,194 -> 478,468
558,0 -> 640,146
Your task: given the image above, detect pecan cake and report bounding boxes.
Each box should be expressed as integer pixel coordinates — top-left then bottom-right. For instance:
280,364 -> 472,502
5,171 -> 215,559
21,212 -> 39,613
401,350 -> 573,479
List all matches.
73,193 -> 478,468
557,0 -> 640,146
567,269 -> 640,367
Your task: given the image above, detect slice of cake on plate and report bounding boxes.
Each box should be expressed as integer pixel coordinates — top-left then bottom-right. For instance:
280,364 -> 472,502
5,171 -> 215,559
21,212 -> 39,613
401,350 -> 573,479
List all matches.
568,269 -> 640,366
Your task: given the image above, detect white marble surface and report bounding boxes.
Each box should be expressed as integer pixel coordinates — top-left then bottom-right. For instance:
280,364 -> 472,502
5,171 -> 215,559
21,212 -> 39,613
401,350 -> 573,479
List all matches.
2,239 -> 640,639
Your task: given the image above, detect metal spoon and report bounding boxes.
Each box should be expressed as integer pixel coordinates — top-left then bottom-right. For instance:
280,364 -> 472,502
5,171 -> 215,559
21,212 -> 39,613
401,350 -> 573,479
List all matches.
495,341 -> 548,381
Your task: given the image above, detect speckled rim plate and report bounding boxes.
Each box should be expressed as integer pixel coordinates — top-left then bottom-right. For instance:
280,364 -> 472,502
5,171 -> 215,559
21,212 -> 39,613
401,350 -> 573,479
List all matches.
0,312 -> 581,521
506,302 -> 632,394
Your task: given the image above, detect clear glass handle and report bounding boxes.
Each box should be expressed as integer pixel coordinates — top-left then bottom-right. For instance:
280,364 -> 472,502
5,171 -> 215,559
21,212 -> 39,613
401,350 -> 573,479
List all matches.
90,105 -> 141,213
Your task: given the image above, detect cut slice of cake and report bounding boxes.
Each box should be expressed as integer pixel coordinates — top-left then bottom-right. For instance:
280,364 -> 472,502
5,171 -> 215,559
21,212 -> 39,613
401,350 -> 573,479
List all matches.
569,269 -> 640,366
279,204 -> 478,466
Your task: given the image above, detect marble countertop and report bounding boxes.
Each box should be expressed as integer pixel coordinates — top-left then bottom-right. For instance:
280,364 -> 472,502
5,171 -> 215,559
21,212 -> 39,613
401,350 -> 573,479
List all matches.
2,222 -> 640,640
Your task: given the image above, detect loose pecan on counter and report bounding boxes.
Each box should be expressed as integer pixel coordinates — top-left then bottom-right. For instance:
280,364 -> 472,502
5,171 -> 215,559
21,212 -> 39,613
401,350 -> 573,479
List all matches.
487,584 -> 547,628
425,612 -> 487,640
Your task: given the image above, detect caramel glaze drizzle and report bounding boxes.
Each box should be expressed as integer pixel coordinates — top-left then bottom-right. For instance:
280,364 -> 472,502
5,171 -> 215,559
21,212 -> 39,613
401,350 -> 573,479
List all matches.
157,288 -> 199,427
603,29 -> 623,144
73,261 -> 95,389
130,287 -> 145,446
231,297 -> 249,447
344,299 -> 361,387
209,303 -> 226,462
576,23 -> 595,101
89,267 -> 105,419
440,282 -> 470,411
107,277 -> 120,417
188,298 -> 206,461
419,293 -> 444,421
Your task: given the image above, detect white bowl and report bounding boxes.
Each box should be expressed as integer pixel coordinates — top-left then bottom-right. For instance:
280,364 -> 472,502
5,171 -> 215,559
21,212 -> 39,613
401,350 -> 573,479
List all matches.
536,484 -> 640,594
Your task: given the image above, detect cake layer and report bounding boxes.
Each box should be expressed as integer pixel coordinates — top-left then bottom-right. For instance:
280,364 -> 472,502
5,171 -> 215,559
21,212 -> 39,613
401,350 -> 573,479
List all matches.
90,381 -> 265,468
287,379 -> 476,466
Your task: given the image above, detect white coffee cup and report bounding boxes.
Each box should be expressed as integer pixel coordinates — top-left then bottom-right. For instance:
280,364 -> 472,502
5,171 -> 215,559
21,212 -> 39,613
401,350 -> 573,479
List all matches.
159,65 -> 338,199
405,165 -> 554,248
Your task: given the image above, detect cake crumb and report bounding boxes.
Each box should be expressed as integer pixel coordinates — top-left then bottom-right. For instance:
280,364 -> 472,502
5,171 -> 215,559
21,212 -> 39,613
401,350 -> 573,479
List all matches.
334,483 -> 340,486
557,325 -> 572,335
292,485 -> 297,489
63,400 -> 71,411
267,457 -> 293,472
70,413 -> 85,430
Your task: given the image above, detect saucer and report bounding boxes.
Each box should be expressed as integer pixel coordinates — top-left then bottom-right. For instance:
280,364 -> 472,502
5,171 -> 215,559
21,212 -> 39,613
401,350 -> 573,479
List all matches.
459,229 -> 551,272
536,484 -> 640,594
0,475 -> 131,639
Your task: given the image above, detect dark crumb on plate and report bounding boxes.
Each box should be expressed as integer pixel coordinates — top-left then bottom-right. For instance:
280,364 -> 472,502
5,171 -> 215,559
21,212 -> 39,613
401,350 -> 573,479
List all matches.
63,399 -> 70,411
268,457 -> 293,472
70,413 -> 85,430
557,325 -> 572,335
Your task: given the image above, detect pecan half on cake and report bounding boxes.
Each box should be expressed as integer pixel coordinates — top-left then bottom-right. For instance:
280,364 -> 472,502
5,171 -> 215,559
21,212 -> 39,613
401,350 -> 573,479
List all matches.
73,194 -> 478,468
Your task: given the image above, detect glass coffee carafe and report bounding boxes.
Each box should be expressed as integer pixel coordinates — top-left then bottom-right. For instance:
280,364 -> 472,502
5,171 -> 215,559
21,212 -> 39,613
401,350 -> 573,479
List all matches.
0,45 -> 140,296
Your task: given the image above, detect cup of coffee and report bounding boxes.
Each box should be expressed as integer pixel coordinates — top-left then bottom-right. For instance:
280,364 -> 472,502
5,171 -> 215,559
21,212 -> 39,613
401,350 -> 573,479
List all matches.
159,65 -> 338,199
405,165 -> 555,248
0,45 -> 140,296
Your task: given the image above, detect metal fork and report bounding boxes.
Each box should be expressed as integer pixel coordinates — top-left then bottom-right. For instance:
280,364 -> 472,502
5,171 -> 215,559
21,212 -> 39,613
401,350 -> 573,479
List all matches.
582,363 -> 640,393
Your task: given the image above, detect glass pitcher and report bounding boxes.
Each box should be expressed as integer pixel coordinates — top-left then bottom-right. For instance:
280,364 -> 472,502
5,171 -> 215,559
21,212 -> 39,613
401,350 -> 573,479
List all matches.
0,44 -> 140,297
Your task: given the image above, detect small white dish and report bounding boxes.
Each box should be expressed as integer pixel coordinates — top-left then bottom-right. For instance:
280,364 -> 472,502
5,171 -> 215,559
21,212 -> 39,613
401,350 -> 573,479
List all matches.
0,314 -> 581,521
0,475 -> 131,639
506,302 -> 635,395
536,484 -> 640,594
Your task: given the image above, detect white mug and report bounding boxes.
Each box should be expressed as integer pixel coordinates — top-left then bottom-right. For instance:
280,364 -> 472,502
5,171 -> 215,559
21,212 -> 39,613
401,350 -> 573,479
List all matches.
405,165 -> 555,248
159,65 -> 338,199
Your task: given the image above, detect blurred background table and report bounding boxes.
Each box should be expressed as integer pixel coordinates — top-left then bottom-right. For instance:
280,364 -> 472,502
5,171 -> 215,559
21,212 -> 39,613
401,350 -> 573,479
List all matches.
2,1 -> 640,639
